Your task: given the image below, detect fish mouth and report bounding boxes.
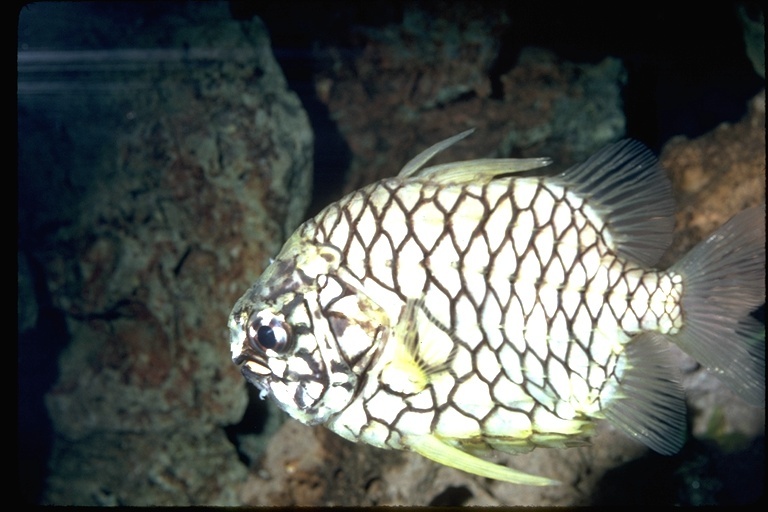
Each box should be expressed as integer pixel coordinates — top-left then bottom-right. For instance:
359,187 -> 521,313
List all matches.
240,359 -> 272,397
232,348 -> 271,378
241,358 -> 271,377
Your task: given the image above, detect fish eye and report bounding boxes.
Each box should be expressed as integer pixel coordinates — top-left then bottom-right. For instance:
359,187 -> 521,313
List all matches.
247,315 -> 292,353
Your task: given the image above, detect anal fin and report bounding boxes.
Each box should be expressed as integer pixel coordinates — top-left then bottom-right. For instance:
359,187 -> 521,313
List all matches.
602,332 -> 687,455
404,434 -> 560,486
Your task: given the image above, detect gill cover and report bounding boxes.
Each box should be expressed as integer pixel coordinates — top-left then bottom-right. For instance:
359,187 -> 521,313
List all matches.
231,237 -> 391,425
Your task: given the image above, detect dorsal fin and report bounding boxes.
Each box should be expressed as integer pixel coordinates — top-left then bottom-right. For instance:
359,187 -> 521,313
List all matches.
554,139 -> 675,266
399,129 -> 476,178
399,129 -> 552,182
415,157 -> 553,184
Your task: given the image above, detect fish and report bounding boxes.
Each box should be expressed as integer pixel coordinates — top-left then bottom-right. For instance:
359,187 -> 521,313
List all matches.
228,129 -> 765,485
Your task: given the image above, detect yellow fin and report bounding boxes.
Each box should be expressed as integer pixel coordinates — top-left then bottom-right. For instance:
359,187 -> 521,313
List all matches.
405,434 -> 560,486
397,129 -> 552,182
380,299 -> 457,394
416,157 -> 553,184
401,298 -> 457,375
398,129 -> 476,178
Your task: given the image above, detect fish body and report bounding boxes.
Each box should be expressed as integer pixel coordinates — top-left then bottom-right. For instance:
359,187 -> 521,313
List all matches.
229,130 -> 765,485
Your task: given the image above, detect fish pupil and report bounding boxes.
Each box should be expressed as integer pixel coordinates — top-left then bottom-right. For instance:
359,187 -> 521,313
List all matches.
257,325 -> 277,349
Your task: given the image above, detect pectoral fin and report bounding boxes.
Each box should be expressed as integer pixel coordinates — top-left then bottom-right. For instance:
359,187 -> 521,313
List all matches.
404,434 -> 560,486
380,298 -> 457,394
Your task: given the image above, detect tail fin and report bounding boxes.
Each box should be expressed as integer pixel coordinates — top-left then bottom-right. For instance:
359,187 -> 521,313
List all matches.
668,206 -> 765,405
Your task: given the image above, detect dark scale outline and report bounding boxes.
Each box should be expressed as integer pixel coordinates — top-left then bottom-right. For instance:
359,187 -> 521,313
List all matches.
456,382 -> 501,426
630,275 -> 655,325
313,273 -> 392,392
482,190 -> 520,360
303,177 -> 460,438
562,256 -> 590,322
599,351 -> 621,394
664,276 -> 684,328
438,187 -> 502,392
507,183 -> 542,263
360,371 -> 440,440
411,189 -> 450,253
594,350 -> 623,415
300,169 -> 672,448
316,202 -> 343,243
267,297 -> 335,413
568,218 -> 638,412
497,321 -> 527,386
342,192 -> 377,279
380,182 -> 419,251
587,308 -> 620,373
564,322 -> 592,383
466,330 -> 502,388
318,182 -> 397,296
603,258 -> 635,327
428,399 -> 484,436
513,181 -> 621,421
483,189 -> 517,258
385,185 -> 434,299
422,231 -> 464,308
364,228 -> 399,293
442,341 -> 499,421
507,185 -> 562,395
319,185 -> 371,263
643,271 -> 681,329
315,274 -> 347,312
467,178 -> 577,432
361,387 -> 410,433
344,189 -> 371,232
474,293 -> 507,371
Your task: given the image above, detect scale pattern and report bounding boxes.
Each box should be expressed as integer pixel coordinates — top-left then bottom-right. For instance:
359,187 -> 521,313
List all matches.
300,175 -> 683,451
229,133 -> 764,484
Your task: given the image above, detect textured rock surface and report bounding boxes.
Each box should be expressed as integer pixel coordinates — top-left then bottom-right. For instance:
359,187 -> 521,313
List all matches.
18,2 -> 312,506
314,4 -> 627,196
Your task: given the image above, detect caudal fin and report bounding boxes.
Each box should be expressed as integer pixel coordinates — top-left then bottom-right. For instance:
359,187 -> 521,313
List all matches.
669,206 -> 765,405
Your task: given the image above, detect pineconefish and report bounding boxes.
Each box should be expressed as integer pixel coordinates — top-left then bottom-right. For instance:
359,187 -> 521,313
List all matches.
228,130 -> 765,485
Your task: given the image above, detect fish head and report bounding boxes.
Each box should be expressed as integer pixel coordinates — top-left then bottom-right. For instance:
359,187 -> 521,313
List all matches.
228,235 -> 386,426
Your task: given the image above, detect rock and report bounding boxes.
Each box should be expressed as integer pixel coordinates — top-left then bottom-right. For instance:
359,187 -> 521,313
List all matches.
737,4 -> 765,79
18,2 -> 312,505
314,7 -> 626,196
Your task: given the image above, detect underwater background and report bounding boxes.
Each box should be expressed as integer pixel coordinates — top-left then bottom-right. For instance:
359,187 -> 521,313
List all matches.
18,1 -> 764,506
